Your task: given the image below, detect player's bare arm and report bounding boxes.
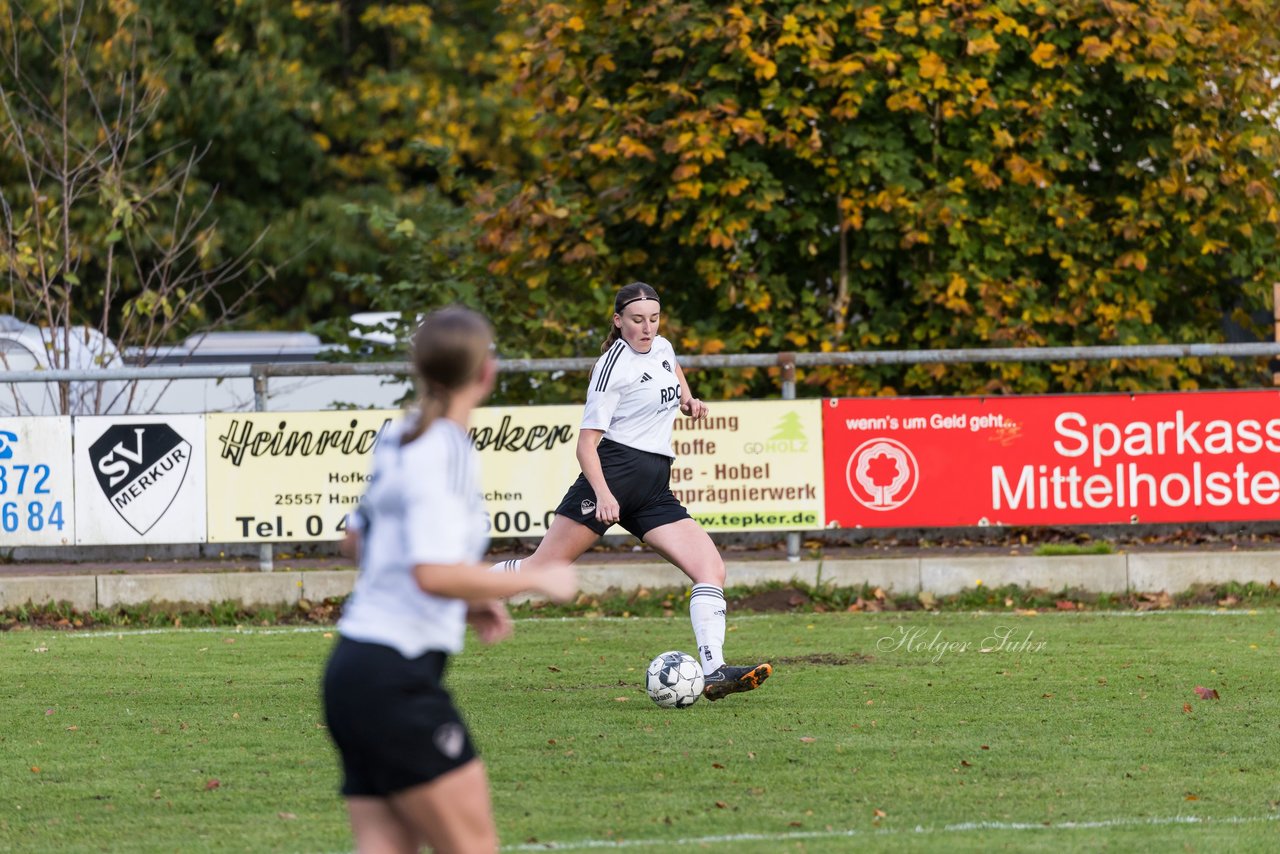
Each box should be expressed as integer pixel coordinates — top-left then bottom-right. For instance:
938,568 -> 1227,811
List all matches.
672,360 -> 708,420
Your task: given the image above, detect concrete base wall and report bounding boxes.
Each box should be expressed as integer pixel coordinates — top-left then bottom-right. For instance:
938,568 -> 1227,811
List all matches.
1126,552 -> 1280,592
0,576 -> 97,612
817,559 -> 920,594
3,551 -> 1277,610
919,555 -> 1129,596
97,572 -> 306,610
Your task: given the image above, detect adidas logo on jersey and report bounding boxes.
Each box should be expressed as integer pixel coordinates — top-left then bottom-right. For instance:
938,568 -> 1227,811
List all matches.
640,372 -> 653,383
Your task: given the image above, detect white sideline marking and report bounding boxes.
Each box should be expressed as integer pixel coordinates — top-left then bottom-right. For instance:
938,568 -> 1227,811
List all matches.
485,609 -> 1270,622
59,625 -> 333,640
500,813 -> 1280,850
934,608 -> 1267,618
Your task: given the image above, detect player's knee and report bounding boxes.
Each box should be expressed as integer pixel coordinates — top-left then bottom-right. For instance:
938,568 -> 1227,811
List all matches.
693,557 -> 725,587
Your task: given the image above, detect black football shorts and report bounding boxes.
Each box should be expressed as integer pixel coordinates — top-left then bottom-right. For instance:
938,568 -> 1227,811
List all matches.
322,636 -> 476,797
555,437 -> 691,539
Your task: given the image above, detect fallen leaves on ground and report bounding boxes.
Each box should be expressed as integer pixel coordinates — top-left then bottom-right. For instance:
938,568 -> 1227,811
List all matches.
1136,591 -> 1174,611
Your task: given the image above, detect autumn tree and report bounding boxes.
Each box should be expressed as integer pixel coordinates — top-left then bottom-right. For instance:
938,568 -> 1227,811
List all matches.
148,0 -> 545,327
273,1 -> 616,388
2,0 -> 548,346
481,0 -> 1280,397
0,0 -> 268,413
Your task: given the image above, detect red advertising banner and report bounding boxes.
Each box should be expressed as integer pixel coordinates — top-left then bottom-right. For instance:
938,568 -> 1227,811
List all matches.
823,390 -> 1280,528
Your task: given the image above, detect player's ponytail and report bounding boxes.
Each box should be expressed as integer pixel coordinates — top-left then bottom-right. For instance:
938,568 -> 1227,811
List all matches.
402,307 -> 495,445
601,281 -> 660,352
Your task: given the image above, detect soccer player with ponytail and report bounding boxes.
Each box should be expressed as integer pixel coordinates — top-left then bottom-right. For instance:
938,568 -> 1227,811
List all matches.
491,282 -> 772,701
323,307 -> 576,853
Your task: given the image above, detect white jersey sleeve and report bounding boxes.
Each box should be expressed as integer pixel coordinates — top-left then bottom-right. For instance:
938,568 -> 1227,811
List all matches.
581,340 -> 629,432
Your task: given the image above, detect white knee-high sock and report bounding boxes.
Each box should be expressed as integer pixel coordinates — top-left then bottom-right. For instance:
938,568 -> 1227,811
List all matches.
689,584 -> 727,674
487,559 -> 522,573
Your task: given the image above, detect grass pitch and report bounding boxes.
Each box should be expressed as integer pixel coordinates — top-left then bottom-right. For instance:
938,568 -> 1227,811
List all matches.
2,611 -> 1279,852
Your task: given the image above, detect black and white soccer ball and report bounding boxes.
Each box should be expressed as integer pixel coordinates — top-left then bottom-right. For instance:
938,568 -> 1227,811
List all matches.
645,650 -> 704,708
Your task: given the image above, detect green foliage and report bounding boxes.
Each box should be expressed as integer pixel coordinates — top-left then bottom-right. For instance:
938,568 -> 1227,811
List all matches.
7,578 -> 1280,631
0,597 -> 345,631
1,0 -> 537,335
1033,541 -> 1114,556
7,0 -> 1280,400
483,0 -> 1280,397
0,0 -> 281,381
0,2 -> 201,336
311,156 -> 600,404
148,0 -> 543,327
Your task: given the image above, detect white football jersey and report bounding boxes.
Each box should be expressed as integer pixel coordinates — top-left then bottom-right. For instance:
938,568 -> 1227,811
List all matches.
581,335 -> 683,458
338,416 -> 489,658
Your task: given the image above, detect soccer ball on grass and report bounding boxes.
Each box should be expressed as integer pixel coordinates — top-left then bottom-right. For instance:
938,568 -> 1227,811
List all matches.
645,650 -> 704,708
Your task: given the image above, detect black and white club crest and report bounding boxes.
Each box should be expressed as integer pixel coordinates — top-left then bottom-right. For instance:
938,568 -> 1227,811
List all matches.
662,360 -> 672,372
433,722 -> 466,759
89,423 -> 192,535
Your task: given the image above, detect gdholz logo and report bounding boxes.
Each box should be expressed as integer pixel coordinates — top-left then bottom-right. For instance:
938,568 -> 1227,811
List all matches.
89,424 -> 192,535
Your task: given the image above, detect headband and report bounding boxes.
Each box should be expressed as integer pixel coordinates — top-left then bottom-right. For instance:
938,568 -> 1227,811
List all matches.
618,294 -> 659,311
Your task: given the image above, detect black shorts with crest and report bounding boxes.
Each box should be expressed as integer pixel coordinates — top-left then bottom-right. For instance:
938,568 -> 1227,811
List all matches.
555,438 -> 691,539
322,636 -> 476,797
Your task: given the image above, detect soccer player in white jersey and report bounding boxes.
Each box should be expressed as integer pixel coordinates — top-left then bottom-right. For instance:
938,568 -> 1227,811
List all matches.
323,307 -> 576,854
491,282 -> 772,701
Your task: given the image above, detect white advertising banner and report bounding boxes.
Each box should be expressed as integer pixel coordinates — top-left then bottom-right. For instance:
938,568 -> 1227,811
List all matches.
72,415 -> 208,545
0,417 -> 75,547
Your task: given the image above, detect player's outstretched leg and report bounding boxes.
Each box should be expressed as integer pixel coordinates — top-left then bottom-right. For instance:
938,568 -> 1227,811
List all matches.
702,662 -> 773,701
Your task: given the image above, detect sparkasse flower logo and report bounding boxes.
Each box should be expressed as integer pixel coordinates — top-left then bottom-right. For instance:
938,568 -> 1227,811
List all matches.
845,438 -> 919,511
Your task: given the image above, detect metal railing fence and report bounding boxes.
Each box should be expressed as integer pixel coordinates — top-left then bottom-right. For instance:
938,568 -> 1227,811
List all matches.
8,340 -> 1280,386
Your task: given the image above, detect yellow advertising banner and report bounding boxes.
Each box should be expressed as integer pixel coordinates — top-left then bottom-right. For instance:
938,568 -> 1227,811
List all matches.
470,404 -> 583,538
204,407 -> 585,543
205,410 -> 395,542
204,400 -> 823,543
669,399 -> 824,532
